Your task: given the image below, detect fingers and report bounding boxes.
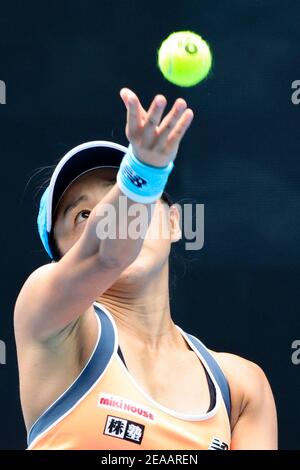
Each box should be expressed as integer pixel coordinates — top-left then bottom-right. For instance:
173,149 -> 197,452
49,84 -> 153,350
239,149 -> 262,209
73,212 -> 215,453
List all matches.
120,87 -> 194,161
155,98 -> 188,149
120,88 -> 146,139
142,95 -> 167,146
165,108 -> 194,153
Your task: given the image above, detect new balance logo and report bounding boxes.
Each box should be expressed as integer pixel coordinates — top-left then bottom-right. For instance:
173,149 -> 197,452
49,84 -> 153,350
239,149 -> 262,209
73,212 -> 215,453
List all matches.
208,437 -> 229,450
123,165 -> 147,188
104,415 -> 145,445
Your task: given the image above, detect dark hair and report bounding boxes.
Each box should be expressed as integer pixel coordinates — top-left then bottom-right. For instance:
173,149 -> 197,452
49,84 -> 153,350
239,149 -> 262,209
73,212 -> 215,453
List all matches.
49,231 -> 62,261
161,191 -> 173,207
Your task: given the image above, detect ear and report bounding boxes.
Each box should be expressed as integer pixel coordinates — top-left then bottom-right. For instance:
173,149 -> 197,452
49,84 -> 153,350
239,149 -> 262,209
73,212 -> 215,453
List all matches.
169,204 -> 182,243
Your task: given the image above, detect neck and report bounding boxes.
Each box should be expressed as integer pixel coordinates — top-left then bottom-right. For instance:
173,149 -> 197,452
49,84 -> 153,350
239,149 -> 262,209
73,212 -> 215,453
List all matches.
97,262 -> 180,349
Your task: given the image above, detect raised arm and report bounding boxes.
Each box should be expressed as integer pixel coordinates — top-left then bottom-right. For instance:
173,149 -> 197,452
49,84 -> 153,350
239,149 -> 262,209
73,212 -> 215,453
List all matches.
14,88 -> 193,340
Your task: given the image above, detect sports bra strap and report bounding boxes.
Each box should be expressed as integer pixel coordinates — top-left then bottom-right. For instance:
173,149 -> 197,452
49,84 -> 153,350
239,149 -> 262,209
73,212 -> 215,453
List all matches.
186,334 -> 231,419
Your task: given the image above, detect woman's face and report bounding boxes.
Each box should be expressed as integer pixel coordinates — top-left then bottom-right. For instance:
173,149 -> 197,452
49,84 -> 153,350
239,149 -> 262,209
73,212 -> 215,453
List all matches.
53,168 -> 180,282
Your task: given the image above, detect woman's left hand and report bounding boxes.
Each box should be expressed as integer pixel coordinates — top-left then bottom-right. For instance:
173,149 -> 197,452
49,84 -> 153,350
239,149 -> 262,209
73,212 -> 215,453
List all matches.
120,88 -> 194,167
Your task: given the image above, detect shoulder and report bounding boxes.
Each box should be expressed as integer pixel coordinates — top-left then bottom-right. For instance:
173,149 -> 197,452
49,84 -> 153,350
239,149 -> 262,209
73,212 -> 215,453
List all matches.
209,350 -> 273,429
212,351 -> 271,394
14,264 -> 55,328
16,263 -> 56,304
14,262 -> 87,343
211,350 -> 268,386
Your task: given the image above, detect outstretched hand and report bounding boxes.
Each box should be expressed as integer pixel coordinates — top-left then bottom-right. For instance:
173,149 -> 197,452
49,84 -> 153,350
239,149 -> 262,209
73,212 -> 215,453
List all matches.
120,88 -> 194,167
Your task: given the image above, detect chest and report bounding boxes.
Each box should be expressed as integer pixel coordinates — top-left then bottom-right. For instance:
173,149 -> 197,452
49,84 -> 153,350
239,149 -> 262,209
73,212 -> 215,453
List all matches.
117,344 -> 213,415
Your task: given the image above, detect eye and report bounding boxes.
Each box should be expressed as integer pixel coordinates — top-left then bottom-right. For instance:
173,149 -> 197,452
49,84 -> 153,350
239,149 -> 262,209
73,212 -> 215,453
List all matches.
74,210 -> 91,224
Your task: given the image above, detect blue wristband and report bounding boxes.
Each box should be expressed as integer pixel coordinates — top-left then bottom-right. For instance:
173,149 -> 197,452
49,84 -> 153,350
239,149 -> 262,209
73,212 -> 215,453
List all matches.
117,144 -> 174,203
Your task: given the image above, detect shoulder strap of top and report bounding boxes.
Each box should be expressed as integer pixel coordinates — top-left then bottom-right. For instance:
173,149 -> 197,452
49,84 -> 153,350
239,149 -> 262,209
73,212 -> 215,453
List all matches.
186,333 -> 231,420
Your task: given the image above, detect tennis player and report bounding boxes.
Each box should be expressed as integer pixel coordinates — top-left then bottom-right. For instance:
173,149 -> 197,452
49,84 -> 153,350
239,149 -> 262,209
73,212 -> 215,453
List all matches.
14,88 -> 277,450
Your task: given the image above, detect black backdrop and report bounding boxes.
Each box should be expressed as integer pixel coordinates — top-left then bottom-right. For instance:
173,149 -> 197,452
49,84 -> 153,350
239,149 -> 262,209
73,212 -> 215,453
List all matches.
0,0 -> 300,450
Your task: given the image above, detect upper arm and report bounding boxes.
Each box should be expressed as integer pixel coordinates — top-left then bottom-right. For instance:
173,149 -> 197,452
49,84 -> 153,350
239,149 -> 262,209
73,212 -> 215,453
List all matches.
14,236 -> 126,341
230,361 -> 278,450
15,183 -> 151,342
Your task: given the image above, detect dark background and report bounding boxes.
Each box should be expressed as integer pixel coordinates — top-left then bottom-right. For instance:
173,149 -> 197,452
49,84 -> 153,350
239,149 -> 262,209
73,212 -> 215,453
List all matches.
0,0 -> 299,450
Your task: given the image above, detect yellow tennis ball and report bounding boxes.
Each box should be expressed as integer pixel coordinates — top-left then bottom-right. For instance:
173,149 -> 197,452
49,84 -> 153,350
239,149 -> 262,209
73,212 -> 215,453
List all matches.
158,31 -> 212,87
